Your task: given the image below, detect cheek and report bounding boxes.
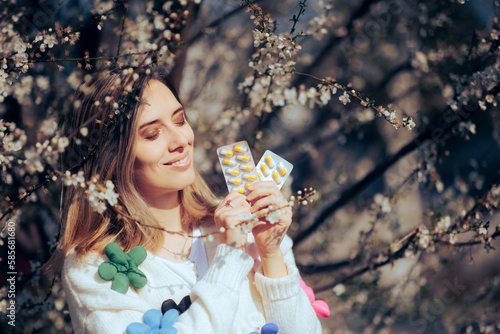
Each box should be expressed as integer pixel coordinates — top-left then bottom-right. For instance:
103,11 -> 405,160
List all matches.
135,142 -> 164,163
133,144 -> 163,179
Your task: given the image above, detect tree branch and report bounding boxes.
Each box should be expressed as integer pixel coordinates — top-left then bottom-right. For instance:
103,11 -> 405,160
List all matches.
297,258 -> 352,274
292,95 -> 486,247
312,229 -> 500,294
313,230 -> 417,293
115,0 -> 129,61
293,0 -> 380,86
258,0 -> 382,134
186,0 -> 263,46
289,0 -> 308,36
451,171 -> 500,231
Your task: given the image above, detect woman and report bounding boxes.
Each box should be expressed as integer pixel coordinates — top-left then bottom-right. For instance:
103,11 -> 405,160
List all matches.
47,66 -> 322,333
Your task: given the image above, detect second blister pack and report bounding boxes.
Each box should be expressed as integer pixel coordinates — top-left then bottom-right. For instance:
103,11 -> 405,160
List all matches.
255,150 -> 293,189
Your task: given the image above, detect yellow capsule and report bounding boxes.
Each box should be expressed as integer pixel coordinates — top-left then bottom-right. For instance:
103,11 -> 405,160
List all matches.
277,162 -> 287,176
260,164 -> 270,176
226,169 -> 239,176
240,165 -> 254,171
257,172 -> 263,179
220,150 -> 234,157
272,171 -> 283,184
242,173 -> 256,181
236,155 -> 250,162
234,145 -> 248,153
222,159 -> 236,166
265,156 -> 275,168
245,183 -> 252,188
237,188 -> 245,194
228,178 -> 242,185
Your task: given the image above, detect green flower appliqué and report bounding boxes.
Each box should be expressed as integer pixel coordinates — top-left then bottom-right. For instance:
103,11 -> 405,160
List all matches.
98,242 -> 148,294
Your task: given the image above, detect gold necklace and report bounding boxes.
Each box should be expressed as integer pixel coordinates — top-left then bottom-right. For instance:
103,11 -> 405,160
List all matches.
162,236 -> 198,278
163,234 -> 189,258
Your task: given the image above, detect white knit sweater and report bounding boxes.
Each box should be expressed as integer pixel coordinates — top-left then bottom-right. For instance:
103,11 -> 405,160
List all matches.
61,223 -> 322,334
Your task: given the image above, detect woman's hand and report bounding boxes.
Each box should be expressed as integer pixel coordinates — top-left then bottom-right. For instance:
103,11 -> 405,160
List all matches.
246,181 -> 292,278
213,191 -> 251,250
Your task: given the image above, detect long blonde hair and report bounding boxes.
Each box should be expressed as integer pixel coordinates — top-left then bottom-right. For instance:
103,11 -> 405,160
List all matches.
45,67 -> 219,274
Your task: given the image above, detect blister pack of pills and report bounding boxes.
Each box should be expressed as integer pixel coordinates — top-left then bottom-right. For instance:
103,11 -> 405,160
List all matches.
216,141 -> 258,195
255,150 -> 293,190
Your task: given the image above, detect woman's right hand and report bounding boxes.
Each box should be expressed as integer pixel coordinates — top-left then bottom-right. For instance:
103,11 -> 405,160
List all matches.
213,191 -> 251,250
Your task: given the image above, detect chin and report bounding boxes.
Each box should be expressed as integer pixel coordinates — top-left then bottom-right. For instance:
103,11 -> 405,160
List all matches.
172,170 -> 195,191
183,171 -> 196,189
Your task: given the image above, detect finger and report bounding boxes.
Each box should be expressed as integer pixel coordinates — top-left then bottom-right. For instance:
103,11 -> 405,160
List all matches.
225,190 -> 247,201
218,205 -> 252,223
246,182 -> 281,202
252,201 -> 291,221
218,191 -> 249,209
216,204 -> 247,221
225,196 -> 250,209
250,195 -> 278,213
247,191 -> 288,213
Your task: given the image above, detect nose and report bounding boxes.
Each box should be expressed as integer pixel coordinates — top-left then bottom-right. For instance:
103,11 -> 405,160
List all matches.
167,126 -> 191,153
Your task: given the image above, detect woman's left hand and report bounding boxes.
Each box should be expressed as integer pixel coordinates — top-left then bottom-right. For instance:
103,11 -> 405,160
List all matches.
246,181 -> 292,260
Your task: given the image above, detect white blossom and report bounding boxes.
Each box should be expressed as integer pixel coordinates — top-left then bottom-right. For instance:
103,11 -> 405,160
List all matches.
436,216 -> 451,233
57,136 -> 69,152
339,91 -> 351,105
44,34 -> 58,48
419,229 -> 431,249
374,193 -> 392,213
38,117 -> 58,137
85,177 -> 119,214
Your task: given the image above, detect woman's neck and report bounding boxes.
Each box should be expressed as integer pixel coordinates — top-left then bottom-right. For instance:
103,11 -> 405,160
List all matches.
142,191 -> 184,232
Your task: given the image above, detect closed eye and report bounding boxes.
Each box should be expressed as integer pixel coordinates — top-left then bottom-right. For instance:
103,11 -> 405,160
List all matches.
173,110 -> 186,126
143,128 -> 161,141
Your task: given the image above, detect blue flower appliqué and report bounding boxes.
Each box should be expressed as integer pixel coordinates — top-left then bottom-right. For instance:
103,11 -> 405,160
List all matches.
249,323 -> 279,334
126,309 -> 178,334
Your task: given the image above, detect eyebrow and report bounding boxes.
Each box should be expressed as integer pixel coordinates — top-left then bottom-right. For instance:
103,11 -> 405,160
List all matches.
138,107 -> 184,130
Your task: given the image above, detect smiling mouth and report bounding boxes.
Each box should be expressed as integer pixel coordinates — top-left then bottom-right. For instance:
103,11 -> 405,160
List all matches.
167,155 -> 190,167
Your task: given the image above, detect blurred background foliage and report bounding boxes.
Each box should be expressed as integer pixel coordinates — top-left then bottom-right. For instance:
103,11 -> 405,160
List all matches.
0,0 -> 499,333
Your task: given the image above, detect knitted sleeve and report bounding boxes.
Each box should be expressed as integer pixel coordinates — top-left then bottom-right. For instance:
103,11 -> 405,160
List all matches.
253,236 -> 323,334
174,244 -> 254,333
62,244 -> 254,334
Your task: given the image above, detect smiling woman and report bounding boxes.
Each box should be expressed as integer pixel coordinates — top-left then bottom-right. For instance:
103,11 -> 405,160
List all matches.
134,81 -> 196,200
45,66 -> 322,334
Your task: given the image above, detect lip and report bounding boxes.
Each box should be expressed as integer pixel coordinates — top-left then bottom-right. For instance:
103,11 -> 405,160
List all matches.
164,152 -> 191,168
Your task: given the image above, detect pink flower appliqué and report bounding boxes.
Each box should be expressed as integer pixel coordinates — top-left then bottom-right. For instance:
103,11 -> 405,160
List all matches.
299,278 -> 330,318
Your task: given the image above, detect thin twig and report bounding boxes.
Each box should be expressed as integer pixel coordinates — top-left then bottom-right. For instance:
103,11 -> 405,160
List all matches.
313,230 -> 417,293
115,0 -> 129,62
292,110 -> 470,246
289,0 -> 308,36
187,0 -> 264,45
26,52 -> 145,65
292,81 -> 499,247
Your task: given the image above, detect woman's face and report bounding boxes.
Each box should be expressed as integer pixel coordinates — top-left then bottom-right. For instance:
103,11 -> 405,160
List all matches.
133,79 -> 195,200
